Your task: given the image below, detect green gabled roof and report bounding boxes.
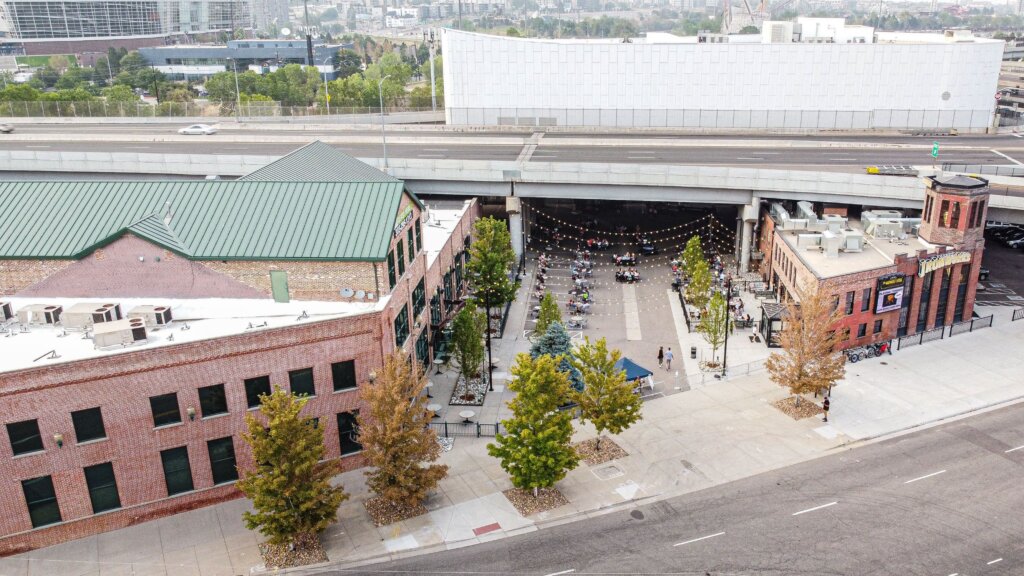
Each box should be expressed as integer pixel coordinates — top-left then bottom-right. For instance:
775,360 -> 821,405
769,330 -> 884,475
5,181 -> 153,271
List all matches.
240,140 -> 402,183
0,180 -> 406,261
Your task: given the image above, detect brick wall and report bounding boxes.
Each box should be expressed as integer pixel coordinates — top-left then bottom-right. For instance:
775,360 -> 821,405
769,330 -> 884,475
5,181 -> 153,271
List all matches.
0,260 -> 73,297
0,312 -> 382,554
202,259 -> 381,302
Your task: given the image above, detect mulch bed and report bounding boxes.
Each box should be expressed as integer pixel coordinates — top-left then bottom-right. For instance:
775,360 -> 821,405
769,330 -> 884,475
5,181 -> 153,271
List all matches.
449,375 -> 487,406
772,396 -> 825,420
364,496 -> 428,527
502,487 -> 569,517
573,437 -> 628,466
258,532 -> 328,570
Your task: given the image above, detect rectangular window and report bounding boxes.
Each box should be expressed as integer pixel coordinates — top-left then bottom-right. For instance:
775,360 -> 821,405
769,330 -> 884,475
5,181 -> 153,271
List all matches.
412,279 -> 426,317
22,475 -> 61,528
397,240 -> 406,276
842,327 -> 851,341
935,267 -> 953,327
873,319 -> 883,334
975,200 -> 986,227
244,376 -> 271,409
387,250 -> 396,289
149,393 -> 181,427
331,360 -> 357,392
967,202 -> 978,229
950,201 -> 961,228
71,407 -> 106,444
198,384 -> 228,418
160,446 -> 194,496
394,305 -> 410,346
953,265 -> 970,322
207,437 -> 238,485
845,291 -> 855,315
916,271 -> 934,333
857,323 -> 867,338
415,331 -> 429,364
924,196 -> 933,223
861,288 -> 871,312
414,219 -> 422,256
7,419 -> 44,456
407,227 -> 415,263
939,199 -> 950,228
289,368 -> 315,397
337,411 -> 362,456
430,292 -> 441,325
831,294 -> 840,312
84,462 -> 121,514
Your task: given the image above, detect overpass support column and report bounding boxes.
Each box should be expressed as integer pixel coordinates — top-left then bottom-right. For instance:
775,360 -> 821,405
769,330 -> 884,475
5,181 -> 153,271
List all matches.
734,212 -> 743,264
739,195 -> 760,274
507,197 -> 524,261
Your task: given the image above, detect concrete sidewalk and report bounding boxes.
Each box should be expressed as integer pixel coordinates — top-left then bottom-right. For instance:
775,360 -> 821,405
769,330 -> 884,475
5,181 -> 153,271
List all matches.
2,305 -> 1022,575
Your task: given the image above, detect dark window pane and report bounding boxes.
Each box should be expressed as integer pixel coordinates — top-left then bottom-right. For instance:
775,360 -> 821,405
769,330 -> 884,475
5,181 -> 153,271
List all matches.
244,376 -> 271,409
337,411 -> 362,456
414,220 -> 422,255
289,368 -> 315,397
22,475 -> 61,528
207,437 -> 238,485
873,320 -> 883,334
413,279 -> 426,317
844,291 -> 855,315
71,407 -> 106,443
394,305 -> 409,346
150,393 -> 181,427
160,446 -> 194,496
7,419 -> 44,455
857,323 -> 867,338
198,384 -> 228,417
861,288 -> 871,312
84,462 -> 121,514
397,240 -> 406,276
331,360 -> 357,392
407,227 -> 415,262
387,251 -> 396,289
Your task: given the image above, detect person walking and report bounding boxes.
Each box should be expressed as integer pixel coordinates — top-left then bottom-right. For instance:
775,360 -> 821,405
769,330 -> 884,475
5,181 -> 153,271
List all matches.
657,346 -> 664,368
664,347 -> 674,371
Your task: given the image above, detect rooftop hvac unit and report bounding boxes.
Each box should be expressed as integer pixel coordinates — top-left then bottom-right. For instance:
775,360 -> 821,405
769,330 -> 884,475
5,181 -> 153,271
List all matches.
128,305 -> 173,329
16,304 -> 63,325
0,301 -> 12,323
93,318 -> 148,349
64,302 -> 121,330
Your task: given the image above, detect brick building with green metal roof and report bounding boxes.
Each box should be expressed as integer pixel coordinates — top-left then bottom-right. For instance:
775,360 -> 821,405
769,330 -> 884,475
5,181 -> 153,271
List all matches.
0,142 -> 479,553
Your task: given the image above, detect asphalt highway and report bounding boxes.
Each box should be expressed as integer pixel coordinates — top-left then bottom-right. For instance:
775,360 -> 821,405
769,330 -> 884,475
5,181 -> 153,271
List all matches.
301,403 -> 1024,576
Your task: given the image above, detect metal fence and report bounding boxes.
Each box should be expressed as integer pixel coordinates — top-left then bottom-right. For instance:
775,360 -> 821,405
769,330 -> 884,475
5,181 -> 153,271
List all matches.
1014,308 -> 1024,322
448,107 -> 992,131
0,100 -> 438,119
427,421 -> 502,438
897,315 -> 994,349
941,164 -> 1024,177
687,358 -> 766,386
949,314 -> 994,336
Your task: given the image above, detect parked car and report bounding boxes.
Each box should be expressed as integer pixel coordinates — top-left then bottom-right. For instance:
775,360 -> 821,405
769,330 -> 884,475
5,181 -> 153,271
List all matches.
978,267 -> 990,281
1007,236 -> 1024,249
0,123 -> 13,133
997,230 -> 1024,246
178,124 -> 217,135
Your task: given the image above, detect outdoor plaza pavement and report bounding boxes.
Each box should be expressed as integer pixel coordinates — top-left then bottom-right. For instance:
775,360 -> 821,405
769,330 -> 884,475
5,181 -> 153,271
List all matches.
2,255 -> 1023,575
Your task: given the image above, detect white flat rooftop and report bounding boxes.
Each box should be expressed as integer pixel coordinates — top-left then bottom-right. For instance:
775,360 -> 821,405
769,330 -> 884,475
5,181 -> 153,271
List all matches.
778,219 -> 938,279
423,200 -> 472,269
0,296 -> 387,376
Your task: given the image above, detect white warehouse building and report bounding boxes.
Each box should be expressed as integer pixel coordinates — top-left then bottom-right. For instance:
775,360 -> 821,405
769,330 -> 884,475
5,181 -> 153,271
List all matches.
441,22 -> 1004,131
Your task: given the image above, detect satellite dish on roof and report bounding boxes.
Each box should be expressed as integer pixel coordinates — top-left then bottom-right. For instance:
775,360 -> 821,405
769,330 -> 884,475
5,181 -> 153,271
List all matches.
340,288 -> 354,298
354,290 -> 366,300
280,27 -> 291,36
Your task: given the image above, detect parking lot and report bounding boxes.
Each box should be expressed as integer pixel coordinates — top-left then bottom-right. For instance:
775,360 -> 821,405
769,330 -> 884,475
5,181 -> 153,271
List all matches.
978,225 -> 1024,308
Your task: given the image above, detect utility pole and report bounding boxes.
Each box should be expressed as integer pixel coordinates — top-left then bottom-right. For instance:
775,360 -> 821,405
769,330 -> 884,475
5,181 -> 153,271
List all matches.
302,0 -> 314,65
721,277 -> 731,377
458,0 -> 463,30
424,28 -> 437,112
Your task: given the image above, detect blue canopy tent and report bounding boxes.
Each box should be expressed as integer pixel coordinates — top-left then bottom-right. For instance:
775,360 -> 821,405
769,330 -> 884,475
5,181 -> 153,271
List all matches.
614,357 -> 654,393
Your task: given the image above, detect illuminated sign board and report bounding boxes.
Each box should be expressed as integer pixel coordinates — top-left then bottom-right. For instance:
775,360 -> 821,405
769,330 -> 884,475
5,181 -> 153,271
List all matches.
917,251 -> 971,277
875,274 -> 905,314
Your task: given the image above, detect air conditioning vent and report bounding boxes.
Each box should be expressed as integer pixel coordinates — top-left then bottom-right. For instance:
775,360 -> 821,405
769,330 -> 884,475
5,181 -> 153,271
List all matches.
128,305 -> 173,329
93,318 -> 148,349
0,301 -> 12,322
65,302 -> 120,330
17,304 -> 63,325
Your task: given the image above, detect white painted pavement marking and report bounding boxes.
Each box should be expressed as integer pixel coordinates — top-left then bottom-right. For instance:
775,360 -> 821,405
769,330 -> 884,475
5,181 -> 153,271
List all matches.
544,570 -> 575,576
736,157 -> 764,160
673,531 -> 726,547
25,145 -> 50,148
1005,444 -> 1024,453
988,558 -> 1003,565
904,470 -> 946,484
792,501 -> 838,516
991,149 -> 1024,166
1012,132 -> 1023,138
421,148 -> 449,151
623,284 -> 642,341
828,158 -> 858,161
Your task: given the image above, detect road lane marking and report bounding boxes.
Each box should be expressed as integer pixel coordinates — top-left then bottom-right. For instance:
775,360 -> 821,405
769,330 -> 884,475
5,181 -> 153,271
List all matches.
736,157 -> 764,160
792,501 -> 837,516
904,470 -> 946,484
26,145 -> 50,148
422,148 -> 448,151
1012,133 -> 1022,138
544,570 -> 575,576
673,531 -> 725,547
1005,444 -> 1024,453
627,155 -> 656,159
988,558 -> 1003,565
828,158 -> 858,161
991,149 -> 1024,166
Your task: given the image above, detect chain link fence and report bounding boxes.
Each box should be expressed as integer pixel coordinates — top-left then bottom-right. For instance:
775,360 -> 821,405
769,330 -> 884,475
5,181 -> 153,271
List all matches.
0,100 -> 439,119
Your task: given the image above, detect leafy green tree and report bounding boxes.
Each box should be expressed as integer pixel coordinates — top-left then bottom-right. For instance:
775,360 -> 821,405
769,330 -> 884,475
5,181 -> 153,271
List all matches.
0,84 -> 42,101
530,321 -> 583,392
681,235 -> 704,279
739,25 -> 760,34
697,291 -> 730,363
687,258 -> 712,311
34,66 -> 60,88
102,85 -> 138,103
118,51 -> 149,74
334,49 -> 363,78
534,291 -> 561,335
488,353 -> 579,497
506,27 -> 522,36
569,337 -> 642,450
450,303 -> 486,384
237,387 -> 348,547
359,353 -> 447,513
467,216 -> 520,390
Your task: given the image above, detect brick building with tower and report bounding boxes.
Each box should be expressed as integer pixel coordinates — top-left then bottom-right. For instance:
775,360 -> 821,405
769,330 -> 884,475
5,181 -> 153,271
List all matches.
0,142 -> 480,553
756,174 -> 989,349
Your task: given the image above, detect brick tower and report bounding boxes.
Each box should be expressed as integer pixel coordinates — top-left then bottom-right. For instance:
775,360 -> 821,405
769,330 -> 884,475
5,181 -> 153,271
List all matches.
918,175 -> 989,248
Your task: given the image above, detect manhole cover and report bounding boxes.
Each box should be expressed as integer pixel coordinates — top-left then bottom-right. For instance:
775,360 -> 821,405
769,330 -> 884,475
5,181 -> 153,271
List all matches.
592,464 -> 625,480
630,510 -> 645,520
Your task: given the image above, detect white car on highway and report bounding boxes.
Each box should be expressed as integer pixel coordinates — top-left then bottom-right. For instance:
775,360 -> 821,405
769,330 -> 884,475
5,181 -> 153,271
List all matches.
178,124 -> 217,135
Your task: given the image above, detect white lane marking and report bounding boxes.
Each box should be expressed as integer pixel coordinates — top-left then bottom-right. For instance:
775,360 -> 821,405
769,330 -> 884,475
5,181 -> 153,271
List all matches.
1012,133 -> 1022,138
792,501 -> 838,516
828,157 -> 858,161
25,145 -> 50,148
673,531 -> 726,547
1004,444 -> 1024,453
544,570 -> 575,576
988,558 -> 1003,565
758,152 -> 781,155
991,149 -> 1024,166
417,153 -> 446,157
125,146 -> 151,149
904,470 -> 946,484
627,155 -> 656,159
531,154 -> 557,159
421,148 -> 448,151
948,573 -> 959,575
736,157 -> 765,160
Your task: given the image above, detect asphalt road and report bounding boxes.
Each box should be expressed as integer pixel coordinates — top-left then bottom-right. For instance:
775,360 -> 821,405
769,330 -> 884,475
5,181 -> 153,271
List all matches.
302,403 -> 1024,576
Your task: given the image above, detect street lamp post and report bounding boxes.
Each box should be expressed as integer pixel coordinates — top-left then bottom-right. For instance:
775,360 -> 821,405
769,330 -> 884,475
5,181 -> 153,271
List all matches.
321,56 -> 332,117
423,29 -> 437,112
378,74 -> 391,173
228,58 -> 242,122
721,277 -> 731,377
